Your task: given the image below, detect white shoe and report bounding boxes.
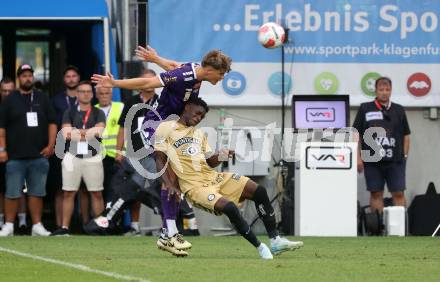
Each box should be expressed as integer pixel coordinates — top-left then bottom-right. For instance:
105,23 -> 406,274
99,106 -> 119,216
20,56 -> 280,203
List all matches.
31,223 -> 51,236
271,237 -> 304,255
0,224 -> 14,237
258,243 -> 273,259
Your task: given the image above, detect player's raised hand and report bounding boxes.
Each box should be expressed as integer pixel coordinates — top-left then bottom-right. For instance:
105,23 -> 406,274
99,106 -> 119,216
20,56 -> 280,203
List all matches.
91,72 -> 115,88
135,45 -> 159,62
218,148 -> 235,161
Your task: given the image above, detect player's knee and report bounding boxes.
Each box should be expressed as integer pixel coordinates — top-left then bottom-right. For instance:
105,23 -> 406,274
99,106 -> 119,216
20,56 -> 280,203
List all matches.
253,185 -> 269,202
221,201 -> 240,219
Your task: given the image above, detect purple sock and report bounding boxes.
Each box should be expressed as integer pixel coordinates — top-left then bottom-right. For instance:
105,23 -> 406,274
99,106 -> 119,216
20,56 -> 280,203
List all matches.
160,190 -> 179,228
161,190 -> 168,228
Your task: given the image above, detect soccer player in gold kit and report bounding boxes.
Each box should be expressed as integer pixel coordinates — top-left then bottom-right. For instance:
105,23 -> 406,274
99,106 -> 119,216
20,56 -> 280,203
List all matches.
154,97 -> 303,259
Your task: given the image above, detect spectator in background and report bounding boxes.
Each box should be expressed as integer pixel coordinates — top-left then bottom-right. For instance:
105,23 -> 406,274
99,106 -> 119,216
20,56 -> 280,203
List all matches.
95,86 -> 124,203
0,77 -> 15,100
0,64 -> 56,236
0,77 -> 15,227
52,81 -> 105,236
49,65 -> 80,228
353,77 -> 410,214
0,77 -> 28,232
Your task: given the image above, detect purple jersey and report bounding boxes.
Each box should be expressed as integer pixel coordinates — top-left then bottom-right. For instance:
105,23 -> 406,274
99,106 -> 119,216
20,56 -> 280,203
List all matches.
143,63 -> 201,139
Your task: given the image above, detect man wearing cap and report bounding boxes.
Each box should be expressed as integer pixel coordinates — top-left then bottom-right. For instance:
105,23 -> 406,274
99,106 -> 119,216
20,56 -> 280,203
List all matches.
0,64 -> 56,236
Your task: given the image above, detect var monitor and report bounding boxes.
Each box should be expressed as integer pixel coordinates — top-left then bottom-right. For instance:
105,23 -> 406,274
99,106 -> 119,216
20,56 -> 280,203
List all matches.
292,95 -> 349,130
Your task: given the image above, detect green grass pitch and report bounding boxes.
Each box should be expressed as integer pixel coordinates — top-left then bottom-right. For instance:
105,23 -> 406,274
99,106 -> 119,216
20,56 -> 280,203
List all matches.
0,236 -> 439,282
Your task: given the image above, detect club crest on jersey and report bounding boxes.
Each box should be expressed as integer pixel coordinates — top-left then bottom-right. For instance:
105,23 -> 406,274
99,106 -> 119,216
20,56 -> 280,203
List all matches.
182,145 -> 199,156
207,194 -> 215,201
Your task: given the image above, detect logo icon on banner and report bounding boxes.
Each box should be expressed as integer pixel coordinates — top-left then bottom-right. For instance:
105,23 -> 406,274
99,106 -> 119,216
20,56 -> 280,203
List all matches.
361,72 -> 381,97
268,72 -> 292,96
314,72 -> 339,95
306,146 -> 352,170
222,71 -> 246,96
306,108 -> 335,122
407,72 -> 431,97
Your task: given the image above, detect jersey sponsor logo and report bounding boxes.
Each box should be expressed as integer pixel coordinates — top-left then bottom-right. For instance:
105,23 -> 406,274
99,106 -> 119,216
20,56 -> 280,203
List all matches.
173,137 -> 201,148
182,71 -> 193,76
184,77 -> 193,81
207,194 -> 215,201
366,111 -> 383,121
163,76 -> 177,84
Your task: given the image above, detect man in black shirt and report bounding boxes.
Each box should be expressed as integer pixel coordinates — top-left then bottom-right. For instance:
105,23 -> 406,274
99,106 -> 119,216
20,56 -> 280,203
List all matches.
52,81 -> 106,236
49,65 -> 80,227
353,77 -> 410,213
0,64 -> 56,236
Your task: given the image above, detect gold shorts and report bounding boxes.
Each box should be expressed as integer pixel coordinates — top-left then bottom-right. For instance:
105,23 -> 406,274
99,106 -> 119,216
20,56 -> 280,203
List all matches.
185,172 -> 249,215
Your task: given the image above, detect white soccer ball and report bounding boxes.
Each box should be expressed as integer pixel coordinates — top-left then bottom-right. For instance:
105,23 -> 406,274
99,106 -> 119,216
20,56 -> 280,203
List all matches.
258,22 -> 286,49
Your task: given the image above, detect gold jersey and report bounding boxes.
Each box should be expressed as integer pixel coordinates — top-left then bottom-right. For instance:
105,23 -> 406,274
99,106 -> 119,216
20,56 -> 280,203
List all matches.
154,120 -> 218,194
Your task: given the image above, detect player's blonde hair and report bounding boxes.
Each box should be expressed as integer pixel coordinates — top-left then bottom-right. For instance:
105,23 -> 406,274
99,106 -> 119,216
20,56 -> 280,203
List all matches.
201,50 -> 232,73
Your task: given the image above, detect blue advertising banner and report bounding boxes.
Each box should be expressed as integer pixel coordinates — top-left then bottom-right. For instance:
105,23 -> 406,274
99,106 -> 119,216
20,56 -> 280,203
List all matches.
149,0 -> 440,106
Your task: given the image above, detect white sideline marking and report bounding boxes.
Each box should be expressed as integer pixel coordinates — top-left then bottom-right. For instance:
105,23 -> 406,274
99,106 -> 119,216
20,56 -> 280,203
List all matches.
0,246 -> 150,282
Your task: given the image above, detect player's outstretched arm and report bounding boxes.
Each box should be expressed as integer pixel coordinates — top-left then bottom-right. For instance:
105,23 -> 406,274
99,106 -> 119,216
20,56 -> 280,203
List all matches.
91,72 -> 163,90
135,45 -> 180,71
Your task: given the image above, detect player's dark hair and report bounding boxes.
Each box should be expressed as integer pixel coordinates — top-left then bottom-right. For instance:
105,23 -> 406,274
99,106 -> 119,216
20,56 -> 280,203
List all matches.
63,65 -> 80,77
186,97 -> 209,113
0,76 -> 14,85
201,50 -> 232,73
141,68 -> 156,77
375,77 -> 392,89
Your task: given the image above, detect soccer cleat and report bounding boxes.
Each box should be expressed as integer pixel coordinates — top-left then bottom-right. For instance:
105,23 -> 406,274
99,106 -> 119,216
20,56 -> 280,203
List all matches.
270,237 -> 304,255
170,233 -> 192,250
31,223 -> 51,236
0,224 -> 14,237
258,243 -> 273,260
156,234 -> 188,257
83,216 -> 110,235
51,228 -> 70,236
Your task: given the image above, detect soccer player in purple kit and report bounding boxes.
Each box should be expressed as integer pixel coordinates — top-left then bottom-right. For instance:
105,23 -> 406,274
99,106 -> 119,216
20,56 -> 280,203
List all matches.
91,48 -> 231,256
